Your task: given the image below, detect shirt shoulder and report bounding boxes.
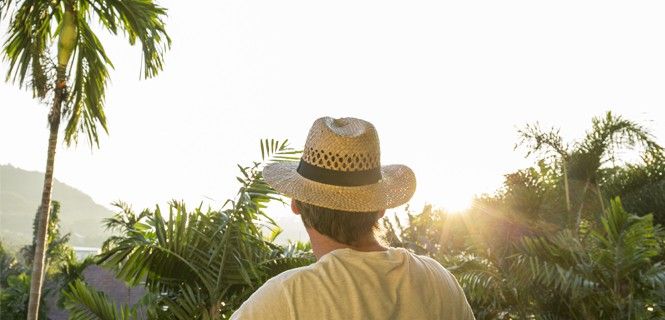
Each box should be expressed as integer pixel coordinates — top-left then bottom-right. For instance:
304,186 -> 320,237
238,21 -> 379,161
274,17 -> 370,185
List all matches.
230,266 -> 313,320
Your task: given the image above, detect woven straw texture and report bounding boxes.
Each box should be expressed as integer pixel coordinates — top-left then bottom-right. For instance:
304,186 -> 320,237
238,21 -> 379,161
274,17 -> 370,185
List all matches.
263,117 -> 416,212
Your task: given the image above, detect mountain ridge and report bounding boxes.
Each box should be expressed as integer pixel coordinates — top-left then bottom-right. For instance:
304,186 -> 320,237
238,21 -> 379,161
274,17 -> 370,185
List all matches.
0,164 -> 114,248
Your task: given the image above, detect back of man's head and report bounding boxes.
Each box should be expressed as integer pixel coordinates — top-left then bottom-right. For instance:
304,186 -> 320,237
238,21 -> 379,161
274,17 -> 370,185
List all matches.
294,199 -> 382,245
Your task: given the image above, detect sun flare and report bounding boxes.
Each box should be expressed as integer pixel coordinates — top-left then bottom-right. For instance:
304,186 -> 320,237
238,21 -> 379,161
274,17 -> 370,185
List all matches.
441,196 -> 473,214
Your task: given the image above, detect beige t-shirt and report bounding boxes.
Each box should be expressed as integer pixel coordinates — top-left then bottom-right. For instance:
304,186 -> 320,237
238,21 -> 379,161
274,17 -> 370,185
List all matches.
231,247 -> 475,320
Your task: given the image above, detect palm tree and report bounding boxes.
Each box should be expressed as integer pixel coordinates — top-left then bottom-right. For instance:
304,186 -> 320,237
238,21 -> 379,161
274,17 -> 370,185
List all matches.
0,0 -> 170,318
517,112 -> 663,234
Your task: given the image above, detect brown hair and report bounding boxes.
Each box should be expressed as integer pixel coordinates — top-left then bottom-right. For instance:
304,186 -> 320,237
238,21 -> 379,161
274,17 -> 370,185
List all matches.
294,200 -> 382,245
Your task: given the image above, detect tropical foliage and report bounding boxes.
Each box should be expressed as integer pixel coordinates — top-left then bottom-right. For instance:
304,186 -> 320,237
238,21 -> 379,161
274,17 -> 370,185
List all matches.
2,110 -> 664,319
602,152 -> 665,225
20,201 -> 76,277
518,198 -> 665,319
383,198 -> 665,319
0,240 -> 22,288
516,111 -> 663,233
383,112 -> 665,319
0,201 -> 75,318
0,273 -> 47,320
63,279 -> 139,320
61,139 -> 315,319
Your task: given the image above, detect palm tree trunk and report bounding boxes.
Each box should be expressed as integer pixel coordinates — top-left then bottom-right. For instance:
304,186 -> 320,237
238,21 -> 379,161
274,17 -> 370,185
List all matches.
26,68 -> 66,320
27,2 -> 76,318
562,158 -> 571,213
574,178 -> 591,236
596,184 -> 605,218
210,299 -> 225,319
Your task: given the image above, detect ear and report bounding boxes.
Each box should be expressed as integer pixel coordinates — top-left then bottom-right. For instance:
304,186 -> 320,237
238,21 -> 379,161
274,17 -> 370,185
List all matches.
291,199 -> 301,215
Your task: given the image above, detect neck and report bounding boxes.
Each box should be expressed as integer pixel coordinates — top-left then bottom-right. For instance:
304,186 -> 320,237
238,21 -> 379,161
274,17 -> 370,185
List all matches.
306,228 -> 388,260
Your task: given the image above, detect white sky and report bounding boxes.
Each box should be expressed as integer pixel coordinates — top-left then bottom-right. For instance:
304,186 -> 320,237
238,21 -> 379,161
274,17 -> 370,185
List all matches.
1,0 -> 664,236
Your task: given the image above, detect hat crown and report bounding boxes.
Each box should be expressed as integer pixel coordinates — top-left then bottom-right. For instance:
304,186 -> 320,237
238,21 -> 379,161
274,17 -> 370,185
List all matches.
302,117 -> 381,172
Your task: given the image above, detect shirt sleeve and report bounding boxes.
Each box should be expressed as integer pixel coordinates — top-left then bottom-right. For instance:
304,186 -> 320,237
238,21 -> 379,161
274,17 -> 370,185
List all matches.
423,256 -> 476,320
230,277 -> 291,320
443,268 -> 476,320
456,281 -> 476,320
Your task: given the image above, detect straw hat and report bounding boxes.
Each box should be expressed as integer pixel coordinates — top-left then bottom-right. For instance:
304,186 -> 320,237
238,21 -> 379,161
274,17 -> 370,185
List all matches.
263,117 -> 416,212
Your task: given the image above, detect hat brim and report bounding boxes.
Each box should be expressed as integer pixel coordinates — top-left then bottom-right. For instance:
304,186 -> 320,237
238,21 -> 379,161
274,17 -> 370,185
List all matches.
263,162 -> 416,212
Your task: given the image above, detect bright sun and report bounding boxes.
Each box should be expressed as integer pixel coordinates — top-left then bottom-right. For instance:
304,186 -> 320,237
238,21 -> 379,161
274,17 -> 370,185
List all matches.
416,189 -> 474,215
436,190 -> 473,214
441,195 -> 473,214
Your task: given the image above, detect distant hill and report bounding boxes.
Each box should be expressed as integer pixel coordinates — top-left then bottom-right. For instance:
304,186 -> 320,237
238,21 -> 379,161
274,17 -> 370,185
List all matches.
0,164 -> 114,248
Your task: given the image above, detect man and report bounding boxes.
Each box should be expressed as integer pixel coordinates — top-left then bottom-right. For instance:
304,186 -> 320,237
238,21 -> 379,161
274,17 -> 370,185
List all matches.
231,117 -> 475,319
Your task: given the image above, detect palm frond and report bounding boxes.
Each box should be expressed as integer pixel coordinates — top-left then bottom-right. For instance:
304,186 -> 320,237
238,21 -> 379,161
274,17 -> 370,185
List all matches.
2,0 -> 55,99
261,257 -> 313,279
86,0 -> 171,78
455,257 -> 504,305
63,280 -> 136,320
99,203 -> 211,288
580,111 -> 663,166
158,283 -> 215,320
260,138 -> 301,162
232,139 -> 301,224
516,123 -> 569,159
62,9 -> 113,147
0,0 -> 14,19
